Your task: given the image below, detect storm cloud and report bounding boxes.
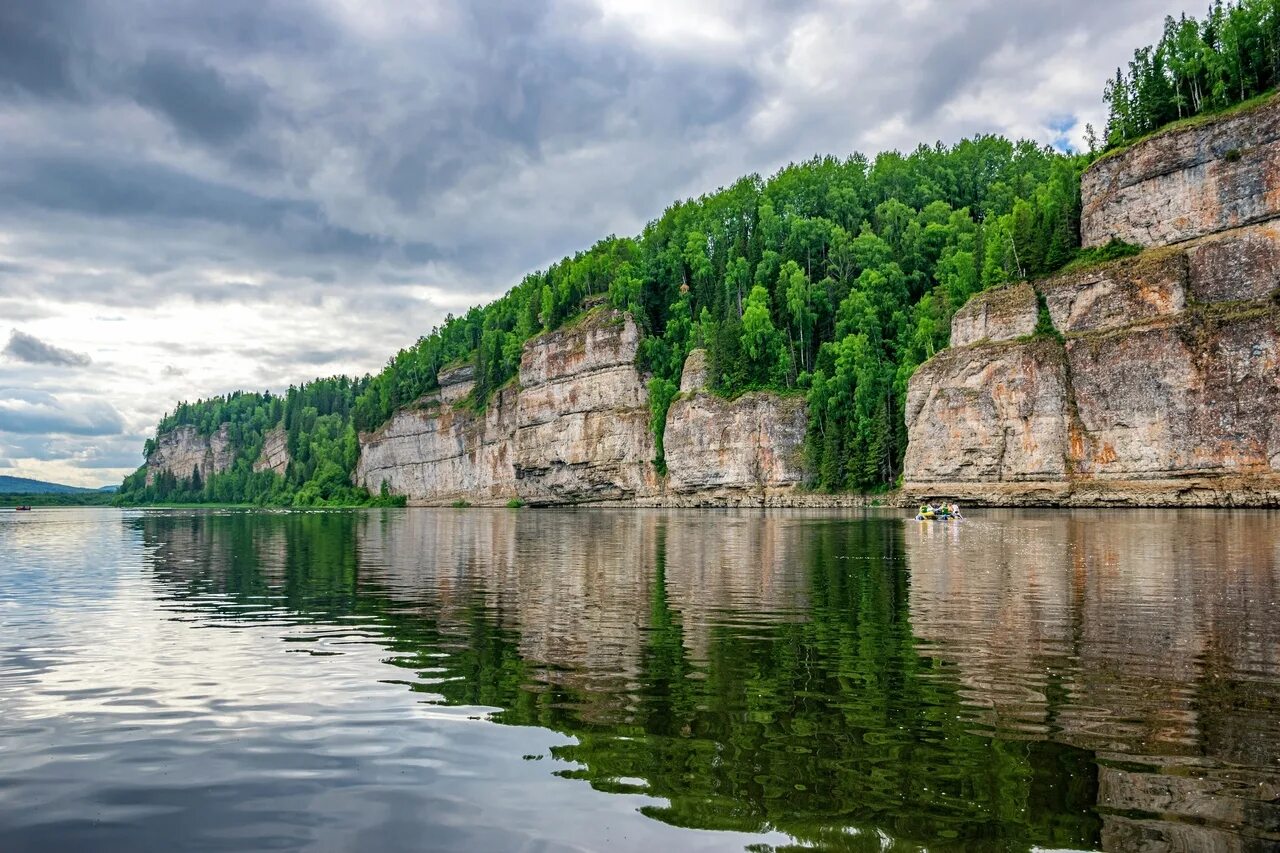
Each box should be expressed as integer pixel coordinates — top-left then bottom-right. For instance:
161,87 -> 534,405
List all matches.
0,0 -> 1199,486
3,330 -> 91,367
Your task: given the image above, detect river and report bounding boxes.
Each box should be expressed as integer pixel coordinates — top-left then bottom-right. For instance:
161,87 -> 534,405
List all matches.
1,507 -> 1278,851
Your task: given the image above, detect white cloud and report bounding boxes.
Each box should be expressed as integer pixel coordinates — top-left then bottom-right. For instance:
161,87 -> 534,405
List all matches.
0,0 -> 1201,484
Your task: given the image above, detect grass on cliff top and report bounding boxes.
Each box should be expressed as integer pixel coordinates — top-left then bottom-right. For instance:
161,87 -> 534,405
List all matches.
555,300 -> 621,332
1052,239 -> 1145,275
1092,89 -> 1278,166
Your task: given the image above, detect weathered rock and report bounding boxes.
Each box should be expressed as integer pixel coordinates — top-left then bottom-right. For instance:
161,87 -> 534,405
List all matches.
1068,310 -> 1280,481
664,391 -> 808,499
1040,220 -> 1280,334
513,309 -> 658,504
354,308 -> 817,506
437,362 -> 476,406
903,337 -> 1071,490
355,386 -> 519,505
679,348 -> 709,394
253,427 -> 290,476
1186,218 -> 1280,303
1039,248 -> 1187,333
909,97 -> 1280,507
949,282 -> 1039,346
905,268 -> 1280,506
145,424 -> 234,485
1082,94 -> 1280,248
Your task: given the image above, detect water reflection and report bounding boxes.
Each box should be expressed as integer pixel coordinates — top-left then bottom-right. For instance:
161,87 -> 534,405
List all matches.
5,507 -> 1278,851
906,510 -> 1280,851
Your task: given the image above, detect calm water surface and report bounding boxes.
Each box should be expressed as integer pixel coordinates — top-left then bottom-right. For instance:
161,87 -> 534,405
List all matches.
1,507 -> 1278,852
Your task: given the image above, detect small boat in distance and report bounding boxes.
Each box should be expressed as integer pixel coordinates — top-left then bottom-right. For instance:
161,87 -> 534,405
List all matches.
15,505 -> 33,511
914,502 -> 963,521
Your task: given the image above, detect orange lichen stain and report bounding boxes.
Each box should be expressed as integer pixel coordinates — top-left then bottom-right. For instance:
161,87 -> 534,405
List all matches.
1095,443 -> 1118,465
1068,429 -> 1085,459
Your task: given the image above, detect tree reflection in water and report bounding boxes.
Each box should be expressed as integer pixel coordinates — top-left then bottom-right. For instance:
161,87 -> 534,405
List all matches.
139,508 -> 1280,852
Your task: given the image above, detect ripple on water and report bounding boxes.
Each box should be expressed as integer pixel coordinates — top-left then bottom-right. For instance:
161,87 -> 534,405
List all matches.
2,507 -> 1280,851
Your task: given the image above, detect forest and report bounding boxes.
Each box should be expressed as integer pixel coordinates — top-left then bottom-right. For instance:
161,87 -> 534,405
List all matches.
120,1 -> 1274,504
117,378 -> 403,506
1102,0 -> 1280,147
351,140 -> 1086,490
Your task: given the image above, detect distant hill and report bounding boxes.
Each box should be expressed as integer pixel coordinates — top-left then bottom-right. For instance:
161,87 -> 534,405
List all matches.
0,476 -> 97,494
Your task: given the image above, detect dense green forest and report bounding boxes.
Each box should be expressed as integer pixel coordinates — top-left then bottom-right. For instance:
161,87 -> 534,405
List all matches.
123,4 -> 1275,503
354,141 -> 1088,489
1103,0 -> 1280,147
117,378 -> 403,506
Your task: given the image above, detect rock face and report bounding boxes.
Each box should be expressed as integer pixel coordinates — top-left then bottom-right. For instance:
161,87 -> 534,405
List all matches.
904,337 -> 1071,500
665,392 -> 808,501
907,98 -> 1280,506
949,282 -> 1039,346
355,387 -> 520,506
512,310 -> 658,503
253,427 -> 290,476
355,310 -> 812,505
679,348 -> 710,394
145,424 -> 234,485
1082,94 -> 1280,248
905,226 -> 1280,505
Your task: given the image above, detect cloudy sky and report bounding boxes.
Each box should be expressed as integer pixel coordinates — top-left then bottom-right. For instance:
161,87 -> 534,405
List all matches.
1,0 -> 1198,487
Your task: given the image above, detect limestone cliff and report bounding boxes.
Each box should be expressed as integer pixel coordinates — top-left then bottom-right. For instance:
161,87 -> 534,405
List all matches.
252,427 -> 290,476
354,314 -> 812,505
145,424 -> 234,485
663,351 -> 809,503
512,310 -> 658,503
354,383 -> 520,506
1082,94 -> 1280,248
905,98 -> 1280,506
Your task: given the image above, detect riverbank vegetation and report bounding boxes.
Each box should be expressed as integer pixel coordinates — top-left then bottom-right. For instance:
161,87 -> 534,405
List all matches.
116,380 -> 405,507
125,4 -> 1270,499
351,141 -> 1090,490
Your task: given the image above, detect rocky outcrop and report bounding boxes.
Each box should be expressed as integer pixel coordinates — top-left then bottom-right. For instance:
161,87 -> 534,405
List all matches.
512,310 -> 658,504
949,281 -> 1039,346
355,386 -> 519,506
661,347 -> 808,503
905,226 -> 1280,505
1082,94 -> 1280,248
678,348 -> 710,394
355,310 -> 812,505
904,336 -> 1072,501
253,427 -> 290,476
145,424 -> 234,485
907,97 -> 1280,507
437,362 -> 476,406
665,392 -> 808,502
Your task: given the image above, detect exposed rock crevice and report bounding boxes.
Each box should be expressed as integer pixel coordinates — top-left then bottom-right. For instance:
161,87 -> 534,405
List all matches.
908,98 -> 1280,506
354,311 -> 811,505
145,424 -> 234,485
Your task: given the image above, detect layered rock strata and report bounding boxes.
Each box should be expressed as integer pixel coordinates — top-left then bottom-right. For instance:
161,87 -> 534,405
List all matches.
252,427 -> 290,476
905,225 -> 1280,506
1082,94 -> 1280,248
354,314 -> 812,505
512,311 -> 657,503
145,424 -> 234,485
908,96 -> 1280,506
355,384 -> 520,506
664,352 -> 809,503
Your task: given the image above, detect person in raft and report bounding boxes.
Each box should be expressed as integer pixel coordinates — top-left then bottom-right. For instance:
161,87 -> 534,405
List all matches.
916,502 -> 963,520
